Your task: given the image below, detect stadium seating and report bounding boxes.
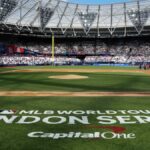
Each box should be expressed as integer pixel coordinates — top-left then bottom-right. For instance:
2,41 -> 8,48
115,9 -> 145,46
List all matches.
1,39 -> 150,65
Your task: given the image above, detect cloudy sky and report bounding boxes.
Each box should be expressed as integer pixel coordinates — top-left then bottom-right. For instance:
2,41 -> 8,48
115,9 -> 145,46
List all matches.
66,0 -> 131,4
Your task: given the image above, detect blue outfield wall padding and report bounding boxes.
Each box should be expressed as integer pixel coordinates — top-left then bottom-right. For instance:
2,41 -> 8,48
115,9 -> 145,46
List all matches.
93,64 -> 130,67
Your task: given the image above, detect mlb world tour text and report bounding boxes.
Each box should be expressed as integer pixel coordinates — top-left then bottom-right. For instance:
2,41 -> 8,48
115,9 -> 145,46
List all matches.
1,110 -> 150,140
0,110 -> 150,125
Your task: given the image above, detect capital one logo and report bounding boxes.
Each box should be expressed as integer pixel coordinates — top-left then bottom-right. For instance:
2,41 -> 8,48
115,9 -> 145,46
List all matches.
1,109 -> 146,140
28,126 -> 136,140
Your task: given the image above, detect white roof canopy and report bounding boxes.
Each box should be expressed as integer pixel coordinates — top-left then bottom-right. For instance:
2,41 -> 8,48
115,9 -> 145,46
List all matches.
0,0 -> 150,36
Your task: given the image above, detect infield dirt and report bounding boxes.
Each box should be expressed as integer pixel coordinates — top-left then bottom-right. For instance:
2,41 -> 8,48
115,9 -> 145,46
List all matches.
0,91 -> 150,97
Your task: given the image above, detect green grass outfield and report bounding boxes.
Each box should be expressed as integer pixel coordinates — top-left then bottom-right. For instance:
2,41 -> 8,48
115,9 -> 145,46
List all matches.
0,66 -> 150,92
0,66 -> 150,150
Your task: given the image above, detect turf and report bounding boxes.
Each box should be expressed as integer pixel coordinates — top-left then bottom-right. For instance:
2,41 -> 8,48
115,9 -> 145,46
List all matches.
0,66 -> 150,150
0,96 -> 150,150
0,67 -> 149,92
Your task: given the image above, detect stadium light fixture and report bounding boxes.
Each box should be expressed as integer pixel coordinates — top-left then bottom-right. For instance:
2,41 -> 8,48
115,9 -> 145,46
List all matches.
78,12 -> 97,35
0,0 -> 17,22
127,8 -> 150,34
40,7 -> 54,30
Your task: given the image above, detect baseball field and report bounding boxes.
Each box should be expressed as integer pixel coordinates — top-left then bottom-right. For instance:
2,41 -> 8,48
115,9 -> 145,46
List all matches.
0,66 -> 150,150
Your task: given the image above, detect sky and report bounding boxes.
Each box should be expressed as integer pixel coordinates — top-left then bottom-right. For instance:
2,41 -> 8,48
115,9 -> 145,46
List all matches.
67,0 -> 131,4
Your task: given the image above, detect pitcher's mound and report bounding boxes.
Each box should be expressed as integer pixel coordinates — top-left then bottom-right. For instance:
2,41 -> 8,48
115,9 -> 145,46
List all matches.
48,74 -> 89,80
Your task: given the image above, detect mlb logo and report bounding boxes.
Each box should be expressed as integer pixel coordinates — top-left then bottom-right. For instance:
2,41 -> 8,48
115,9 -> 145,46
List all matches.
0,110 -> 16,115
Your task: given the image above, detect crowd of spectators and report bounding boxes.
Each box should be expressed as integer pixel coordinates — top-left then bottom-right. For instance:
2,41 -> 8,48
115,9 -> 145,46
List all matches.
0,56 -> 81,66
22,40 -> 150,56
1,39 -> 150,65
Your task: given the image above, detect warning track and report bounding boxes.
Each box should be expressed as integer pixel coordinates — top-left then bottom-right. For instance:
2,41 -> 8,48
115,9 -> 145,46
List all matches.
0,68 -> 148,73
0,91 -> 150,97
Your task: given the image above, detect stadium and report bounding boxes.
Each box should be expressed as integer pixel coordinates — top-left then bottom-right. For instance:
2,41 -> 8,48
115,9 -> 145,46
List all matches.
0,0 -> 150,150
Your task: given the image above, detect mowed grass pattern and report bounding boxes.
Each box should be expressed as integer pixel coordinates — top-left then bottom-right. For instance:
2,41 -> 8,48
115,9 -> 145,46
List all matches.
0,97 -> 150,150
0,71 -> 150,91
0,66 -> 150,150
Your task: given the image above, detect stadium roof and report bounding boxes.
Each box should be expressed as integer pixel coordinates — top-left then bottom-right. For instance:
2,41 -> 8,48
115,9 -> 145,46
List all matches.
0,0 -> 150,37
65,0 -> 131,5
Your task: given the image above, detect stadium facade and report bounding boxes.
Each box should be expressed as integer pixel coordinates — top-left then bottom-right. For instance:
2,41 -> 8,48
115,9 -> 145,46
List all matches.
0,0 -> 150,38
